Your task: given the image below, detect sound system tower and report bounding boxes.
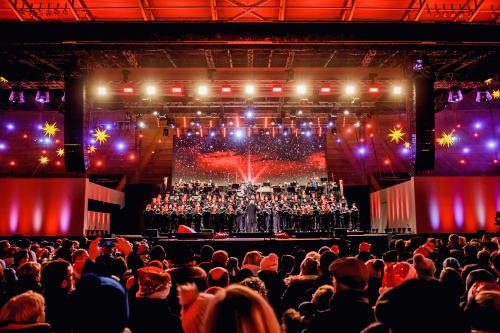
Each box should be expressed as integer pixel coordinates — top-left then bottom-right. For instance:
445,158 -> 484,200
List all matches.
64,70 -> 89,172
414,76 -> 435,171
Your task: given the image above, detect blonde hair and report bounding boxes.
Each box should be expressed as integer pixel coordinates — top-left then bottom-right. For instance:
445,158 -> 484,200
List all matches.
312,285 -> 334,304
242,251 -> 262,266
204,285 -> 280,333
16,262 -> 41,282
0,291 -> 45,325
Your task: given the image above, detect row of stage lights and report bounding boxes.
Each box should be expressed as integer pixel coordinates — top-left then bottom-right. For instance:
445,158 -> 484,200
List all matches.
97,85 -> 403,95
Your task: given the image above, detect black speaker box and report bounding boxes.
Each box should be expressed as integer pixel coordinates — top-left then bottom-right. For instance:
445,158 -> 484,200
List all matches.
414,76 -> 435,171
334,228 -> 348,238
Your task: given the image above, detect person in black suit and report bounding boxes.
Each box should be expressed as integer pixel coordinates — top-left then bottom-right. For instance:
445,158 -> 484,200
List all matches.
246,200 -> 258,233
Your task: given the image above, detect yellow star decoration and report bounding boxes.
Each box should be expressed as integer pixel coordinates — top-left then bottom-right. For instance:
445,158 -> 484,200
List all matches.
388,127 -> 405,143
492,90 -> 500,99
89,146 -> 96,153
40,156 -> 48,164
92,128 -> 110,145
56,149 -> 64,157
404,142 -> 410,149
484,78 -> 493,85
439,132 -> 455,148
42,122 -> 59,138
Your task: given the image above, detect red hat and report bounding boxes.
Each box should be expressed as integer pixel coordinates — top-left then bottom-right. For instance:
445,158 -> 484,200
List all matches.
330,245 -> 339,255
359,242 -> 371,253
329,257 -> 369,289
423,242 -> 434,253
148,260 -> 163,269
379,262 -> 417,294
414,246 -> 430,258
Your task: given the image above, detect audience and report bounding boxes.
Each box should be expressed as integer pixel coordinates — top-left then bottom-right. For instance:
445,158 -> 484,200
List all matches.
1,232 -> 500,333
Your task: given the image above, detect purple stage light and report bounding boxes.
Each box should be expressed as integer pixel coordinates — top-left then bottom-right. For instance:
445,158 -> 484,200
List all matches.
6,124 -> 14,130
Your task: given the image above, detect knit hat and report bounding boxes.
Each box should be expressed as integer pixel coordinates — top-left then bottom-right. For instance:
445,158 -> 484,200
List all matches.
73,261 -> 85,279
260,253 -> 279,272
305,251 -> 321,261
329,257 -> 369,290
178,283 -> 215,333
359,242 -> 371,253
137,266 -> 171,297
330,245 -> 339,255
379,262 -> 417,294
366,259 -> 385,278
300,257 -> 318,276
413,253 -> 436,277
442,257 -> 461,270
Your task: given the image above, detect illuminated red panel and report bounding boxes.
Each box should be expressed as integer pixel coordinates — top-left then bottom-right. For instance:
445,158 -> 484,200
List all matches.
172,87 -> 182,93
222,86 -> 231,92
200,126 -> 203,138
321,87 -> 331,93
272,86 -> 282,92
124,87 -> 133,93
369,87 -> 379,93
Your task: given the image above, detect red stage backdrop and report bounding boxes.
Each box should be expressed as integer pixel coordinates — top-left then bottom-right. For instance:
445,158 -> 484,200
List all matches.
371,177 -> 500,234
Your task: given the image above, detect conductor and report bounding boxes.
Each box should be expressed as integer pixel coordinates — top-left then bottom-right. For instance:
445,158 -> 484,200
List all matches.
246,200 -> 258,233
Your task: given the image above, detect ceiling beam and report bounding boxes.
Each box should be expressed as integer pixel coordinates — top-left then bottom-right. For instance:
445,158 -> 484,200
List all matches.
123,51 -> 138,68
467,0 -> 486,22
137,0 -> 148,21
205,50 -> 215,69
279,0 -> 286,21
162,50 -> 177,68
401,0 -> 418,21
20,0 -> 42,21
228,50 -> 233,68
452,0 -> 473,22
285,50 -> 295,69
268,50 -> 274,68
248,50 -> 253,68
495,12 -> 500,23
75,0 -> 94,20
340,0 -> 352,21
5,0 -> 25,21
323,52 -> 336,67
227,0 -> 269,21
24,52 -> 61,71
143,0 -> 155,20
413,0 -> 428,21
347,0 -> 357,21
65,0 -> 81,21
100,51 -> 123,68
361,50 -> 376,67
210,0 -> 218,20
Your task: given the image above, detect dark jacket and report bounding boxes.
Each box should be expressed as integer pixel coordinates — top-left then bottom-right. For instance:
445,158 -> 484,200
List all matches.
129,297 -> 183,333
246,204 -> 257,224
279,275 -> 317,316
167,265 -> 207,316
303,290 -> 375,333
301,275 -> 333,303
356,252 -> 376,263
258,270 -> 286,311
0,323 -> 52,333
95,254 -> 114,267
367,276 -> 382,307
43,288 -> 72,333
7,281 -> 43,300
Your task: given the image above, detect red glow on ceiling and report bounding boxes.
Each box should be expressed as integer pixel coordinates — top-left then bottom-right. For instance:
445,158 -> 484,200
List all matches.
130,155 -> 134,159
385,160 -> 389,164
461,160 -> 465,164
495,160 -> 498,164
56,161 -> 60,165
158,140 -> 162,143
367,124 -> 371,128
474,133 -> 479,137
347,129 -> 351,133
10,162 -> 14,166
457,124 -> 461,128
172,87 -> 182,93
23,134 -> 27,138
123,87 -> 133,93
97,161 -> 102,166
139,134 -> 143,138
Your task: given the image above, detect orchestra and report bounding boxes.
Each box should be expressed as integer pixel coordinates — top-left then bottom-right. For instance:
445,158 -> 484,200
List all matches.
143,178 -> 360,233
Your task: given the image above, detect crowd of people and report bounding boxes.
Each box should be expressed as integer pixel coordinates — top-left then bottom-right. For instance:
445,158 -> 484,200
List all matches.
0,233 -> 499,332
144,178 -> 360,233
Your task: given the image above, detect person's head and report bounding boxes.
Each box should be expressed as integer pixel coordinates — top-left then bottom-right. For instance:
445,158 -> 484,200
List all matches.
137,266 -> 172,299
439,267 -> 464,300
260,253 -> 279,272
13,250 -> 28,266
212,250 -> 229,268
319,251 -> 337,276
382,250 -> 398,263
16,262 -> 41,283
482,234 -> 492,244
328,257 -> 369,292
379,262 -> 417,295
207,267 -> 230,288
150,245 -> 166,262
204,284 -> 280,333
395,240 -> 406,252
200,245 -> 215,262
413,253 -> 436,278
0,240 -> 10,252
464,244 -> 478,258
0,291 -> 46,325
448,233 -> 460,246
242,251 -> 262,267
101,246 -> 115,256
281,309 -> 307,333
110,257 -> 128,280
300,257 -> 318,276
459,236 -> 466,245
477,249 -> 491,266
40,260 -> 73,290
366,259 -> 385,279
465,291 -> 500,332
72,249 -> 88,264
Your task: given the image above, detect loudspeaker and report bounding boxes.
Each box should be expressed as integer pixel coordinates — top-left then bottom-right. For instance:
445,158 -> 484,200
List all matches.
143,229 -> 159,237
414,76 -> 435,170
334,228 -> 348,238
64,69 -> 88,172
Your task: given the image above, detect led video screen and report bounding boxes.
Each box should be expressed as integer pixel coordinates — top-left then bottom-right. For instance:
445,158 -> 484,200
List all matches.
173,134 -> 326,185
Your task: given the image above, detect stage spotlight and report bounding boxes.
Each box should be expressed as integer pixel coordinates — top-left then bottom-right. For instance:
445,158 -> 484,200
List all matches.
290,109 -> 297,119
359,147 -> 365,154
277,118 -> 283,128
331,127 -> 337,135
139,122 -> 146,128
163,128 -> 169,136
167,118 -> 175,128
9,89 -> 24,103
245,110 -> 254,119
195,129 -> 200,135
6,124 -> 14,130
305,128 -> 311,136
195,118 -> 201,127
117,143 -> 124,149
346,86 -> 354,94
0,144 -> 4,149
476,87 -> 492,103
259,129 -> 265,135
222,86 -> 231,92
344,110 -> 349,115
36,89 -> 49,103
98,87 -> 106,95
187,128 -> 192,136
246,85 -> 255,94
199,86 -> 207,95
369,87 -> 379,93
210,128 -> 216,137
302,119 -> 307,127
172,86 -> 182,93
393,86 -> 401,94
236,130 -> 242,137
489,142 -> 495,148
283,128 -> 289,136
476,123 -> 481,128
272,86 -> 282,92
297,85 -> 306,94
328,115 -> 336,127
308,119 -> 313,125
448,88 -> 463,103
321,86 -> 331,93
464,148 -> 469,153
297,110 -> 303,115
271,119 -> 276,126
147,86 -> 155,94
124,87 -> 133,93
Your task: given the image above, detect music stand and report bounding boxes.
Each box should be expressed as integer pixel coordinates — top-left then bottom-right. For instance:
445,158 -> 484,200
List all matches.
203,187 -> 211,193
273,187 -> 281,193
287,187 -> 295,193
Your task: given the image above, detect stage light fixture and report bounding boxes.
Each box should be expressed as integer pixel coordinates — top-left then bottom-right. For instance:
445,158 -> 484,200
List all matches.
290,109 -> 297,119
369,87 -> 379,93
344,110 -> 349,115
245,110 -> 254,119
222,86 -> 231,93
117,143 -> 124,149
36,88 -> 49,103
98,87 -> 106,95
302,119 -> 307,127
308,119 -> 313,125
198,86 -> 207,95
187,128 -> 192,136
359,148 -> 365,154
297,85 -> 306,94
147,86 -> 155,94
448,88 -> 463,103
346,86 -> 354,94
210,128 -> 216,137
163,128 -> 169,136
172,86 -> 182,93
328,115 -> 336,127
221,118 -> 227,127
305,128 -> 311,136
195,118 -> 201,127
271,119 -> 276,126
246,85 -> 255,94
9,89 -> 24,103
476,87 -> 492,103
394,87 -> 402,94
277,118 -> 283,127
167,118 -> 175,128
6,124 -> 14,130
236,130 -> 242,137
283,128 -> 289,136
297,110 -> 303,116
331,127 -> 337,135
139,122 -> 146,128
124,87 -> 133,93
273,86 -> 282,92
489,142 -> 496,148
321,86 -> 331,93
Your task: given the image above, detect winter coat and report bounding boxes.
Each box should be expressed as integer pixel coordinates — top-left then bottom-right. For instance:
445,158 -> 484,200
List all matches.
279,274 -> 317,317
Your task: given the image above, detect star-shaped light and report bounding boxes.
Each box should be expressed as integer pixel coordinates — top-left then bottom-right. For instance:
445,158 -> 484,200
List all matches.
439,132 -> 455,147
388,127 -> 405,143
89,146 -> 96,153
492,90 -> 500,99
484,78 -> 493,85
56,148 -> 64,157
92,128 -> 110,145
404,142 -> 410,149
42,122 -> 59,138
40,156 -> 48,164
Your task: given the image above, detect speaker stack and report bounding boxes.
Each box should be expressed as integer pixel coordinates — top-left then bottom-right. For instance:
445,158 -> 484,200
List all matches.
413,76 -> 435,171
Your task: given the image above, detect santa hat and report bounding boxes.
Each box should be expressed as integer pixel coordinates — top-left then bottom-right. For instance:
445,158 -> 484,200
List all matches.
414,245 -> 432,258
330,245 -> 339,255
379,262 -> 417,295
178,284 -> 215,333
260,253 -> 279,272
359,242 -> 371,253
